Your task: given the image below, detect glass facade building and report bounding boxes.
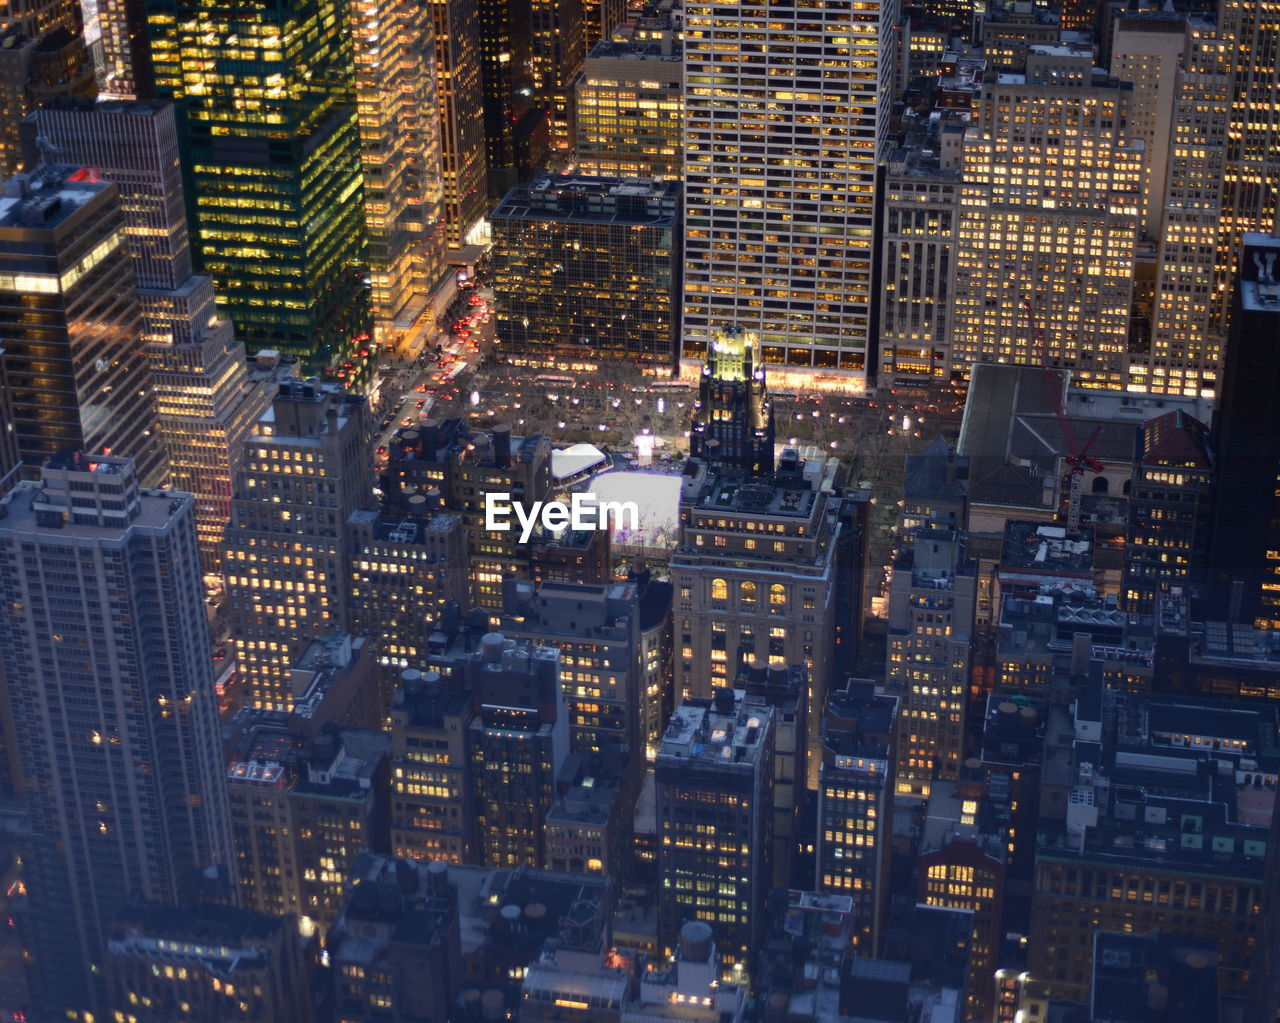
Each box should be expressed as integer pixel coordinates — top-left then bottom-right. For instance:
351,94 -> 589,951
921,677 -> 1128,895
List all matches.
492,174 -> 681,369
147,0 -> 372,369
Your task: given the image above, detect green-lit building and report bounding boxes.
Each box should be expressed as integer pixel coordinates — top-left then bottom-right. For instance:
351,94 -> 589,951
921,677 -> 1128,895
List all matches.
147,0 -> 371,371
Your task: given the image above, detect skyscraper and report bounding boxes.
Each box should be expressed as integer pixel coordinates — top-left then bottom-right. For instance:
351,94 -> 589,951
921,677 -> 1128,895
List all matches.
352,0 -> 448,349
0,454 -> 232,1017
530,0 -> 585,153
93,0 -> 153,98
25,100 -> 276,572
949,66 -> 1142,387
148,0 -> 371,369
0,0 -> 94,177
687,327 -> 775,477
886,523 -> 977,799
574,9 -> 683,179
222,381 -> 372,710
656,690 -> 774,975
0,161 -> 166,484
1206,230 -> 1280,629
431,0 -> 489,250
492,175 -> 682,369
681,0 -> 896,379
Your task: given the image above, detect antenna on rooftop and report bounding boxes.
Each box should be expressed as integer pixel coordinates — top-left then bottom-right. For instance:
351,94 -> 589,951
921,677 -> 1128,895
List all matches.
34,135 -> 64,170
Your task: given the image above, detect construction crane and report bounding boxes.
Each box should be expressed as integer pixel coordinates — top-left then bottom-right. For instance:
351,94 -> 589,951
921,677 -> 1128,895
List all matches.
1021,300 -> 1103,535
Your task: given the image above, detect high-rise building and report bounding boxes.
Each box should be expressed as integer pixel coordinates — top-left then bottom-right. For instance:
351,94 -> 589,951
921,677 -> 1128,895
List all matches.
492,174 -> 682,370
530,0 -> 585,153
93,0 -> 153,99
671,446 -> 841,788
222,381 -> 372,710
388,670 -> 475,863
477,0 -> 526,193
384,419 -> 552,608
0,161 -> 166,484
148,0 -> 371,369
1109,15 -> 1185,244
949,68 -> 1143,388
0,355 -> 20,496
1217,0 -> 1280,346
429,0 -> 487,252
348,506 -> 470,696
886,524 -> 978,799
575,10 -> 683,179
578,0 -> 627,52
352,0 -> 447,349
681,0 -> 896,380
1122,410 -> 1213,615
26,100 -> 277,572
0,455 -> 232,1016
466,633 -> 568,867
0,0 -> 94,177
656,690 -> 774,976
878,118 -> 963,387
817,680 -> 896,953
1206,230 -> 1280,629
688,327 -> 775,477
1138,18 -> 1231,399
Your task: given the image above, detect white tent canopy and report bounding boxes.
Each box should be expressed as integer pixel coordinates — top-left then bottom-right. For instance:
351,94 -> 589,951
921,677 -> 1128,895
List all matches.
552,442 -> 608,482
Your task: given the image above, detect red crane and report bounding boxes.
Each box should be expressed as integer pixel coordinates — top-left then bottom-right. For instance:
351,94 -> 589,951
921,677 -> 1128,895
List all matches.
1021,300 -> 1103,535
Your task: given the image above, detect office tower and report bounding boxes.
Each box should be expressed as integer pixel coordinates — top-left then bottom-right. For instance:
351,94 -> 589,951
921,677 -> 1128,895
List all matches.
27,99 -> 276,572
1109,16 -> 1185,243
817,680 -> 896,953
108,902 -> 315,1023
1122,410 -> 1213,615
1207,231 -> 1280,629
385,419 -> 552,608
530,0 -> 584,154
575,10 -> 683,179
429,0 -> 487,252
0,162 -> 165,484
148,0 -> 371,370
578,0 -> 626,52
1139,19 -> 1231,398
680,0 -> 896,379
672,446 -> 841,788
0,455 -> 232,1016
351,0 -> 446,349
222,381 -> 371,710
1217,0 -> 1280,344
656,691 -> 774,975
93,0 -> 152,98
981,2 -> 1061,72
348,506 -> 470,696
478,0 -> 525,193
492,174 -> 682,369
688,327 -> 775,477
389,671 -> 475,863
467,633 -> 567,867
949,70 -> 1142,388
1029,691 -> 1274,1004
0,0 -> 94,177
330,854 -> 463,1023
878,118 -> 962,387
886,524 -> 977,799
